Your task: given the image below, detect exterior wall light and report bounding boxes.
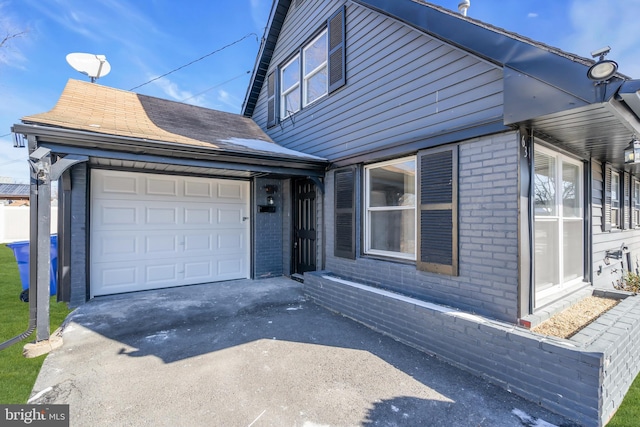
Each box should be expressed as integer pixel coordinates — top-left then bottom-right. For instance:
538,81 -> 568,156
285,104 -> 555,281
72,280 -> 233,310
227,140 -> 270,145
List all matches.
259,184 -> 278,213
624,136 -> 640,164
587,46 -> 618,82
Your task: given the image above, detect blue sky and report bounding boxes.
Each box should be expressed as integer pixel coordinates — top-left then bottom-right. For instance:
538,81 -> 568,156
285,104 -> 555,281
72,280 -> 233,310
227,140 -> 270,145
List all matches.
1,0 -> 639,183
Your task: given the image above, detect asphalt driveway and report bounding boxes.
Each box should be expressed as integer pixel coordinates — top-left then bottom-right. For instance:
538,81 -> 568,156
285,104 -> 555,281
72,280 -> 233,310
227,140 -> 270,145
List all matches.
29,278 -> 576,426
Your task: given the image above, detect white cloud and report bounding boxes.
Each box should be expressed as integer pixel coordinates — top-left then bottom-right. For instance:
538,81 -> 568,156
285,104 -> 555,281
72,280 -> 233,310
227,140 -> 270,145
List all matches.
152,77 -> 193,101
216,89 -> 241,112
527,12 -> 538,18
565,0 -> 640,77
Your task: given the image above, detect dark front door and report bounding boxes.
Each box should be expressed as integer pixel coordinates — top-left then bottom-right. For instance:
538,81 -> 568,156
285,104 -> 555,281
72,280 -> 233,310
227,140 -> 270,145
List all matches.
293,179 -> 317,274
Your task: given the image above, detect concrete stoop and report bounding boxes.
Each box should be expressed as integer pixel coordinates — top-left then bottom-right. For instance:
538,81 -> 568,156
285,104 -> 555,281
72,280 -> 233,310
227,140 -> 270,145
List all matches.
304,271 -> 640,427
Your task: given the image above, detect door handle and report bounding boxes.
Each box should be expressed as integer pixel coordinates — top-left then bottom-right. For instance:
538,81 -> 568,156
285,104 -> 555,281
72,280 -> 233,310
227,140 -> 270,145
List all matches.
242,216 -> 249,221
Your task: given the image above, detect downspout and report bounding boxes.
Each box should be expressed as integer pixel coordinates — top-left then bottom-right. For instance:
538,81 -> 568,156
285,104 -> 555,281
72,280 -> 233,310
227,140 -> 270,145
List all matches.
0,134 -> 87,351
0,178 -> 38,349
0,136 -> 44,351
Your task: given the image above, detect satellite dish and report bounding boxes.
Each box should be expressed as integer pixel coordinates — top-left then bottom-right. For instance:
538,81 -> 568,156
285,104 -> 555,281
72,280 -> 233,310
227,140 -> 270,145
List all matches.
66,53 -> 111,83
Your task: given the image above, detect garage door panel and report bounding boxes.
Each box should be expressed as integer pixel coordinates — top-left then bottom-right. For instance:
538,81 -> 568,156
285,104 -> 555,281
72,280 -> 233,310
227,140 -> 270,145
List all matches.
99,235 -> 138,257
184,260 -> 212,280
184,180 -> 212,198
98,264 -> 139,289
100,174 -> 139,195
184,234 -> 212,251
98,204 -> 139,226
217,208 -> 244,224
217,231 -> 244,251
146,235 -> 178,254
146,263 -> 179,284
184,207 -> 212,224
146,177 -> 178,197
217,182 -> 244,199
91,170 -> 250,297
217,257 -> 245,277
146,206 -> 178,225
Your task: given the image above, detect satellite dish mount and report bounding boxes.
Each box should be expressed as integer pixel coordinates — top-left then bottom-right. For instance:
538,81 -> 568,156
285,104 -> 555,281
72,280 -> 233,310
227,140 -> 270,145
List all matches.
66,53 -> 111,83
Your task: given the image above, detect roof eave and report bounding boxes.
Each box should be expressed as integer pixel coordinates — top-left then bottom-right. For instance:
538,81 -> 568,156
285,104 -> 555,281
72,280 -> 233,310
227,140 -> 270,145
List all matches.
355,0 -> 624,106
242,0 -> 292,118
12,123 -> 328,172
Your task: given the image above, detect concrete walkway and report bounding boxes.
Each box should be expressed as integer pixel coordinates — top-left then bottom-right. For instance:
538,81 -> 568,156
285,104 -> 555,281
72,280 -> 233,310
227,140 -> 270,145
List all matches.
30,278 -> 576,426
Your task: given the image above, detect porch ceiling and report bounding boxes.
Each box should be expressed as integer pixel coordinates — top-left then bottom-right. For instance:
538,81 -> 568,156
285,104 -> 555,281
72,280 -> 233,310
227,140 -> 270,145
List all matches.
528,99 -> 640,174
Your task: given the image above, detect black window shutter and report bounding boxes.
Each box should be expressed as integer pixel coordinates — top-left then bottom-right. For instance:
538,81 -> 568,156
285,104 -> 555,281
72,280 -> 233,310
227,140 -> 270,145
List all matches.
328,5 -> 346,93
632,178 -> 637,229
267,71 -> 276,128
602,163 -> 611,232
623,172 -> 630,229
334,166 -> 355,259
417,146 -> 458,275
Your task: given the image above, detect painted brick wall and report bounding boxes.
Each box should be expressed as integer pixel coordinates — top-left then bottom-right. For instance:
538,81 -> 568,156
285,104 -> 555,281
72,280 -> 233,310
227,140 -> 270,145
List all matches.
305,273 -> 640,427
69,163 -> 87,308
254,178 -> 284,278
574,292 -> 640,424
325,131 -> 520,322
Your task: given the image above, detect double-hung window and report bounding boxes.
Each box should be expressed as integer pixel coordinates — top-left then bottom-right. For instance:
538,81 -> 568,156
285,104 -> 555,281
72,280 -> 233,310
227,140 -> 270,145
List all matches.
280,30 -> 328,119
303,31 -> 328,106
267,6 -> 345,128
364,157 -> 416,260
611,171 -> 620,228
280,56 -> 301,119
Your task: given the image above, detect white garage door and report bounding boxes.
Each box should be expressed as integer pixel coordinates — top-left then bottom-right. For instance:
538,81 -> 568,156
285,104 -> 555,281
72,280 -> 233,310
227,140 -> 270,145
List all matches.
90,170 -> 250,297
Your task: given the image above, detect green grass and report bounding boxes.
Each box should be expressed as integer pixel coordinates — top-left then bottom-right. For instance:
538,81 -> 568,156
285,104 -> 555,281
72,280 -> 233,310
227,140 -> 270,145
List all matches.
0,243 -> 71,404
608,373 -> 640,426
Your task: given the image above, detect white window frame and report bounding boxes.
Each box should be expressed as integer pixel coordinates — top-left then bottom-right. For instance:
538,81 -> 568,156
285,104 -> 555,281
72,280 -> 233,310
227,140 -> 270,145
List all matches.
534,145 -> 585,306
611,171 -> 620,228
280,54 -> 300,119
364,156 -> 417,261
302,30 -> 328,107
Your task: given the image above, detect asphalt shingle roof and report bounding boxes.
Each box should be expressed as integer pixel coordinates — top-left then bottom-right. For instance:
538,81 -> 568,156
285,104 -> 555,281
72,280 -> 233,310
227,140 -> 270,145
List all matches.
22,79 -> 323,161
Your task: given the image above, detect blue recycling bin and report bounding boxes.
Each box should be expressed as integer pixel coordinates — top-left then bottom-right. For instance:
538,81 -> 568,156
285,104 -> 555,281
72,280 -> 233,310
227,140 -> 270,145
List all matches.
6,235 -> 57,297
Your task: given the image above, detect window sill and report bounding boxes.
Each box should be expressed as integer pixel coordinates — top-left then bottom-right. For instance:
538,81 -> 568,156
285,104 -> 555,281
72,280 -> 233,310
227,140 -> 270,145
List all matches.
361,253 -> 416,266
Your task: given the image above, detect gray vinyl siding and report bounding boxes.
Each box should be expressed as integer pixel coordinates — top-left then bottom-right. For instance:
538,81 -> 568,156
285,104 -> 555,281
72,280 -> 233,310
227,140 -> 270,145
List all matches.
253,0 -> 504,161
591,159 -> 640,288
324,132 -> 520,322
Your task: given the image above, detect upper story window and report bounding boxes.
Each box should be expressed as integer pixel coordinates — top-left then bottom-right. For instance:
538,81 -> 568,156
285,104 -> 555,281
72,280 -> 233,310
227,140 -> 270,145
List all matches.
364,157 -> 416,260
303,31 -> 328,106
611,171 -> 620,228
280,56 -> 301,118
266,6 -> 346,128
280,30 -> 328,119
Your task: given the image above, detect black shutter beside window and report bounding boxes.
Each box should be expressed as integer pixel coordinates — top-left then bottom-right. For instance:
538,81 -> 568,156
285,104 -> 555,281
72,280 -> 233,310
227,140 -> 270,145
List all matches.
623,172 -> 631,230
602,163 -> 611,232
417,146 -> 458,275
334,166 -> 356,259
632,178 -> 637,229
328,5 -> 346,93
267,71 -> 277,128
